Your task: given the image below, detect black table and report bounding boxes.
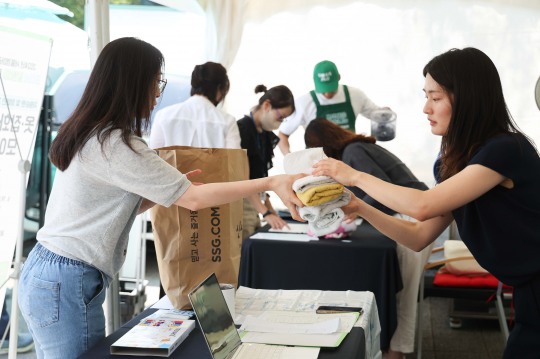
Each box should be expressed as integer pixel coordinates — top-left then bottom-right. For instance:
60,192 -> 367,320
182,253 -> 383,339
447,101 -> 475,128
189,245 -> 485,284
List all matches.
79,307 -> 366,359
239,220 -> 403,350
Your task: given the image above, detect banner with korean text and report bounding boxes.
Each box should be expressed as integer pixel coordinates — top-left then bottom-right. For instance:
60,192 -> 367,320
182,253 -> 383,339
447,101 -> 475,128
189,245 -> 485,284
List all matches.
0,26 -> 51,310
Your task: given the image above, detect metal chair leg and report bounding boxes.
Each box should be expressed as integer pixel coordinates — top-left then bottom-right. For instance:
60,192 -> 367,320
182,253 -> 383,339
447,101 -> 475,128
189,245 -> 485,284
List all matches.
496,281 -> 509,341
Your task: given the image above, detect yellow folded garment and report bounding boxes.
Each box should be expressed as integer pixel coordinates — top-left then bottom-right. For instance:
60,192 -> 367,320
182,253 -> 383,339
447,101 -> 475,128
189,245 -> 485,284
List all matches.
296,183 -> 344,206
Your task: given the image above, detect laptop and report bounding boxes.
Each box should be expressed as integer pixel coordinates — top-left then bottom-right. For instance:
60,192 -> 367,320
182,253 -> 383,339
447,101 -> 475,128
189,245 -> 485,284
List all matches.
188,273 -> 319,359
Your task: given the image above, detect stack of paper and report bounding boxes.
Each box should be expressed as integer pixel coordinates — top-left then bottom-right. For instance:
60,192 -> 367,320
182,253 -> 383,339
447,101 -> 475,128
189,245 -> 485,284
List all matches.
111,309 -> 195,357
238,310 -> 359,348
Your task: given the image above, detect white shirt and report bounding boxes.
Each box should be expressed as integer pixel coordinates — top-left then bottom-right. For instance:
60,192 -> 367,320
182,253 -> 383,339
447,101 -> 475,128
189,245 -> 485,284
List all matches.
149,95 -> 241,149
278,84 -> 383,136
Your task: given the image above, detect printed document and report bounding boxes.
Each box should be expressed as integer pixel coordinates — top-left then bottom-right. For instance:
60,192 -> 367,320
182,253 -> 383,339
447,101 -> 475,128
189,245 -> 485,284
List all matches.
239,311 -> 358,347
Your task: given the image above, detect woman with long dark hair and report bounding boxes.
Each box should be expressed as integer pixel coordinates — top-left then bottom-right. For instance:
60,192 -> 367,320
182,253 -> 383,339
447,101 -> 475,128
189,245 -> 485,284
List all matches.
17,37 -> 304,359
313,47 -> 540,358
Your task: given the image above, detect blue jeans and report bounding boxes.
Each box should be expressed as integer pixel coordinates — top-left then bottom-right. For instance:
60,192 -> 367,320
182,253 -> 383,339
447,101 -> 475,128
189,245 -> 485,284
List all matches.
18,244 -> 107,359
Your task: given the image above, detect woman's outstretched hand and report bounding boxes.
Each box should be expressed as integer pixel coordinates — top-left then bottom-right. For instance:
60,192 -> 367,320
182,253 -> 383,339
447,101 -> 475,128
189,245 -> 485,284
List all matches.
265,213 -> 289,229
271,173 -> 307,222
341,192 -> 363,222
185,169 -> 204,185
312,158 -> 358,187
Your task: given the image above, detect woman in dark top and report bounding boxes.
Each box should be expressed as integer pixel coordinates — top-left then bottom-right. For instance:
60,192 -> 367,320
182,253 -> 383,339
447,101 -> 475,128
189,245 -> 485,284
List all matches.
313,47 -> 540,358
237,84 -> 295,238
305,118 -> 430,358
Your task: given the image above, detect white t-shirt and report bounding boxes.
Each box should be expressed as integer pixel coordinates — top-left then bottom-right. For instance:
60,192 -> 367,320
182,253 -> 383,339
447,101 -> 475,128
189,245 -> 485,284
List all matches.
278,84 -> 383,136
149,95 -> 241,149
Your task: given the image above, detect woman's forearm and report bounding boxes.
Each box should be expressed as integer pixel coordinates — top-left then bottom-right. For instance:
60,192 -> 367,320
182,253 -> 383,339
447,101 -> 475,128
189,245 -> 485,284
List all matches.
173,174 -> 305,220
313,158 -> 432,219
314,159 -> 505,222
352,171 -> 432,220
347,197 -> 452,251
175,177 -> 272,210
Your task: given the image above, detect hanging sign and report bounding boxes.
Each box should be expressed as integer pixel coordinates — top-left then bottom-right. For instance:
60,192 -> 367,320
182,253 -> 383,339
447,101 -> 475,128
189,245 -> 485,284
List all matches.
0,26 -> 51,310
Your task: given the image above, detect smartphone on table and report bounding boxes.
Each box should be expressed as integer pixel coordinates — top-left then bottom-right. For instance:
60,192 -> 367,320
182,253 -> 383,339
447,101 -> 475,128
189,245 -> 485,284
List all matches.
316,306 -> 364,315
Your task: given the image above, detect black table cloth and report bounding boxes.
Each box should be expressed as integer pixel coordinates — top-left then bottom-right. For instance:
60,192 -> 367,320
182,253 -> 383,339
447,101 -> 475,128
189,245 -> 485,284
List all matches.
79,307 -> 366,359
239,220 -> 403,350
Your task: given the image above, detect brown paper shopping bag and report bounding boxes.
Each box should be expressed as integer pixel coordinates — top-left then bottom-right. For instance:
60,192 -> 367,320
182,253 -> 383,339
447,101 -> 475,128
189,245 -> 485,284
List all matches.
149,146 -> 248,309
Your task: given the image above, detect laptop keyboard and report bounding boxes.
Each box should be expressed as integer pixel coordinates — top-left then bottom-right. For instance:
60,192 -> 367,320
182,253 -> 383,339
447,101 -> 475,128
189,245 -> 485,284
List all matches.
233,343 -> 285,359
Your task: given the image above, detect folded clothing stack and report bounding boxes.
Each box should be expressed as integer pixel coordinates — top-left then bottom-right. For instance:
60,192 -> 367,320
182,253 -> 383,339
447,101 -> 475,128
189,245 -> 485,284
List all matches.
297,185 -> 351,236
284,148 -> 351,236
294,175 -> 344,206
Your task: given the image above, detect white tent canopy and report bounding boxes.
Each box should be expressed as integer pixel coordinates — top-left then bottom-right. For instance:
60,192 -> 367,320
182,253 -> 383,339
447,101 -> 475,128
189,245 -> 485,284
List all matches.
7,0 -> 540,180
82,0 -> 540,183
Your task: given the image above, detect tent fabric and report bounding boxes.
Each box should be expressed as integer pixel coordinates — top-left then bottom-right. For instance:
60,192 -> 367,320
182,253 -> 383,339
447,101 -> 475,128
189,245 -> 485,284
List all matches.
199,0 -> 246,69
148,0 -> 359,69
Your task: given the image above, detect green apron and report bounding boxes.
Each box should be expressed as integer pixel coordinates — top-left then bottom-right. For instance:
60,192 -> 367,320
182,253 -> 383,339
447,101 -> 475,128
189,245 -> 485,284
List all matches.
310,85 -> 356,131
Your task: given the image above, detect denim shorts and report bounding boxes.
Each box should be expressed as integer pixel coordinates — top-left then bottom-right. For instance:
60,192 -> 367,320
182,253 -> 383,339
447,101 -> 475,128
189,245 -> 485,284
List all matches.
18,243 -> 107,359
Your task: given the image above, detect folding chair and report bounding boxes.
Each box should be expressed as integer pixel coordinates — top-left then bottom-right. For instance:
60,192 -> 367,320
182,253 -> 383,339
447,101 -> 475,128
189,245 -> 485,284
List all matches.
416,238 -> 512,359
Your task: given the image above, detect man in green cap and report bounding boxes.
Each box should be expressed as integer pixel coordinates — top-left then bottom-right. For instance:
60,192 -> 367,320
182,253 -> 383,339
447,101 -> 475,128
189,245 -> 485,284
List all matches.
278,60 -> 391,154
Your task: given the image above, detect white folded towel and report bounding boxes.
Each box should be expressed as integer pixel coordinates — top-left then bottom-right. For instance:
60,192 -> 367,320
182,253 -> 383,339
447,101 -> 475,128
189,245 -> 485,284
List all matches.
283,147 -> 327,174
304,208 -> 345,236
298,192 -> 351,236
292,175 -> 335,192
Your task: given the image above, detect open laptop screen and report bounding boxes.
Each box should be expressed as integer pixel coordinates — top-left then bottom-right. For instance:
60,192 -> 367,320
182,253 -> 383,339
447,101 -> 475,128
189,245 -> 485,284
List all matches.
188,273 -> 241,359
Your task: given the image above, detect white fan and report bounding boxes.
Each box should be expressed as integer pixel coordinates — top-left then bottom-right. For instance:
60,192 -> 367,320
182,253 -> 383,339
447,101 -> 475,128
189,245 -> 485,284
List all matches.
535,76 -> 540,111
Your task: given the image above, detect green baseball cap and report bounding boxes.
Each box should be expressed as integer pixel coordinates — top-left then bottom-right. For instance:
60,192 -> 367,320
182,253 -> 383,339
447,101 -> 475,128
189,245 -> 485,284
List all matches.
313,60 -> 340,93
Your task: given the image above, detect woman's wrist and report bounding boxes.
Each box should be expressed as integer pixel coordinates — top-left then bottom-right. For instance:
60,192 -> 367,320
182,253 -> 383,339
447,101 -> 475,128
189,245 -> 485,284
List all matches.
265,176 -> 277,192
353,171 -> 364,188
262,210 -> 274,218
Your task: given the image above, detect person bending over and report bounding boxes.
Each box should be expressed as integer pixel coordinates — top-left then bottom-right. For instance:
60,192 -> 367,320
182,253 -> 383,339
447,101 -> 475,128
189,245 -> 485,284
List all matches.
313,47 -> 540,359
18,37 -> 304,359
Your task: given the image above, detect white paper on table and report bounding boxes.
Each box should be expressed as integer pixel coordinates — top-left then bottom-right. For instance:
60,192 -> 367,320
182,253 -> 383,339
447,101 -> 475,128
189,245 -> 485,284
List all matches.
239,311 -> 358,347
257,311 -> 358,332
241,331 -> 345,348
234,287 -> 365,326
269,223 -> 309,234
240,344 -> 320,359
240,315 -> 340,334
249,232 -> 318,242
151,295 -> 174,309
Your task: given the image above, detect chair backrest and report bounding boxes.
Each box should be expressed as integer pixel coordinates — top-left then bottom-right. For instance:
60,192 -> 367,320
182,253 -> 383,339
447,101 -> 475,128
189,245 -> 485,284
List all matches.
424,246 -> 475,270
